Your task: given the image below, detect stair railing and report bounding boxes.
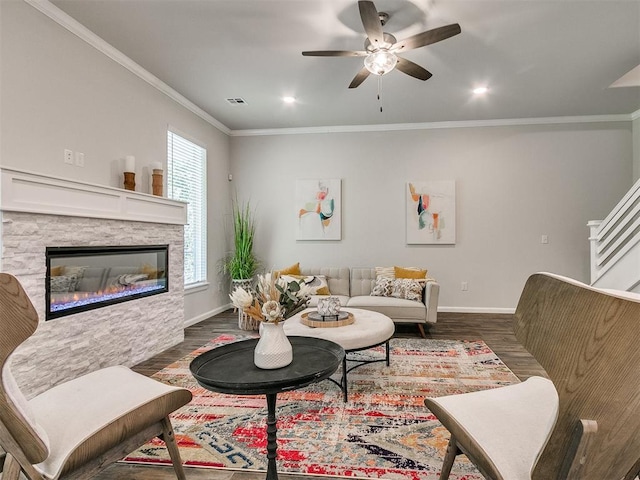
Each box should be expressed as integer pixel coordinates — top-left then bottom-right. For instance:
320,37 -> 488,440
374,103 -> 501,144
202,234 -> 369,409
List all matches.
589,177 -> 640,288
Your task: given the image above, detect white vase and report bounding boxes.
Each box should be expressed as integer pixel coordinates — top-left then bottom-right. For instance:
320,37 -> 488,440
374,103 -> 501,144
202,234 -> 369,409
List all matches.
254,321 -> 293,369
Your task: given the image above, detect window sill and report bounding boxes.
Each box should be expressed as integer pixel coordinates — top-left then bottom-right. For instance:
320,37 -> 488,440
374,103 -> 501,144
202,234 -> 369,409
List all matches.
185,282 -> 210,295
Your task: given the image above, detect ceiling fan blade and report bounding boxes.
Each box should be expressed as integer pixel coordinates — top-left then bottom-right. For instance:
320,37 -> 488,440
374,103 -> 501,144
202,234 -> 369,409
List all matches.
302,50 -> 367,57
396,57 -> 432,81
348,67 -> 371,88
392,23 -> 462,52
358,1 -> 384,47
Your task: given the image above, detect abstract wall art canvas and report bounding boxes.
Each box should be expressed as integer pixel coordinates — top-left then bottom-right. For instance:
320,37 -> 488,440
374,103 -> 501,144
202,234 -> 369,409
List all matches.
406,181 -> 456,244
296,178 -> 341,240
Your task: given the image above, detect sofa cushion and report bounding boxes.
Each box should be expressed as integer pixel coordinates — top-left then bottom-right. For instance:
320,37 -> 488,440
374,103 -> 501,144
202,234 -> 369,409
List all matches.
346,295 -> 426,322
350,267 -> 377,296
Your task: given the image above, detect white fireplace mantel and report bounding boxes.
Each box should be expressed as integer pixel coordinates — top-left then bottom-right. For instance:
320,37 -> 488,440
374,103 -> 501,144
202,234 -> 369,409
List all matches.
0,167 -> 187,224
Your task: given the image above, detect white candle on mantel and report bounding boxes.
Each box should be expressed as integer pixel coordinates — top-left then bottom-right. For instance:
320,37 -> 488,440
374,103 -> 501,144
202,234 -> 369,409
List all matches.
124,155 -> 135,172
151,161 -> 162,171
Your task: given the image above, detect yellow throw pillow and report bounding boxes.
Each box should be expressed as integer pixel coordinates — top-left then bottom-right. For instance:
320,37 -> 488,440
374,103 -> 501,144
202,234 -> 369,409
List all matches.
140,263 -> 164,279
394,266 -> 428,280
276,262 -> 301,276
50,265 -> 64,276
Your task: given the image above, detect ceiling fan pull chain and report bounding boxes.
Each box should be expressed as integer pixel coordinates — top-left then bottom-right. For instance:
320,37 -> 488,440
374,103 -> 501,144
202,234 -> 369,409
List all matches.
378,76 -> 383,112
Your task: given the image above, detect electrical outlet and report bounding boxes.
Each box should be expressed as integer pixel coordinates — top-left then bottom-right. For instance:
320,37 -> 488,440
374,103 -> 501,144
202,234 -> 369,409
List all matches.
217,282 -> 223,292
541,235 -> 549,244
75,152 -> 85,167
64,149 -> 73,164
461,281 -> 468,291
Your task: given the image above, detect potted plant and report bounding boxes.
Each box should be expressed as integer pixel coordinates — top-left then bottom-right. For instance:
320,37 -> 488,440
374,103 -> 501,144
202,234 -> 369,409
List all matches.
223,199 -> 260,329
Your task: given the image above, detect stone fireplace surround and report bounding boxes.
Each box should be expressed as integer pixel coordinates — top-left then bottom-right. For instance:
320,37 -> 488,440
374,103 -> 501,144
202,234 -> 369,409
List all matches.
0,168 -> 188,397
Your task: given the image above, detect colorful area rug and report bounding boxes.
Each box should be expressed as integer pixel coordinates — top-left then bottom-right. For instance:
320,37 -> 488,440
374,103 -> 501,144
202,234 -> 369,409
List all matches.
124,335 -> 520,479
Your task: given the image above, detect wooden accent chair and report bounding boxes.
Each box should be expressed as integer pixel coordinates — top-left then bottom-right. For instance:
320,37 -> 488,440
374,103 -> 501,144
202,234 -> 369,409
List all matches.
425,272 -> 640,480
0,273 -> 193,480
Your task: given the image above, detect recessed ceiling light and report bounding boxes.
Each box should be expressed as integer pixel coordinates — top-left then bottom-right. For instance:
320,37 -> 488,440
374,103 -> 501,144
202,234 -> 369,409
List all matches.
282,96 -> 296,104
473,86 -> 489,95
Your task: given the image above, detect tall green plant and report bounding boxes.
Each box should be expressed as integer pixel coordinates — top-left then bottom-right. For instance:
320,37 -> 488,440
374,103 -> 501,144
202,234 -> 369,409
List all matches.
225,200 -> 258,280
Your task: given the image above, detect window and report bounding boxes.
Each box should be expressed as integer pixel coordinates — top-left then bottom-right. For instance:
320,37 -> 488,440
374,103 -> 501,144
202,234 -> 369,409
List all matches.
167,130 -> 207,286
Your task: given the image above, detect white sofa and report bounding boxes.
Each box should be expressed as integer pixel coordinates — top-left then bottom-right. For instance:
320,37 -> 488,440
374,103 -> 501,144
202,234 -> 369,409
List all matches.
300,267 -> 439,337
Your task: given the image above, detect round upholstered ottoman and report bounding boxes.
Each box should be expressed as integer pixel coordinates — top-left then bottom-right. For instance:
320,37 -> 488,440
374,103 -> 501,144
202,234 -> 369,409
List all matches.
284,307 -> 395,401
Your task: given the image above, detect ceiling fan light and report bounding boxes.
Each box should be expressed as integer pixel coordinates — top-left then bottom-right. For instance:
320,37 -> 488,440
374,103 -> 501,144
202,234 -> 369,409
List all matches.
364,50 -> 397,76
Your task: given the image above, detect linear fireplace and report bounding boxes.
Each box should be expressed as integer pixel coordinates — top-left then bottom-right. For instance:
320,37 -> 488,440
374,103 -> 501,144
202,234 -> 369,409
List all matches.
46,245 -> 169,320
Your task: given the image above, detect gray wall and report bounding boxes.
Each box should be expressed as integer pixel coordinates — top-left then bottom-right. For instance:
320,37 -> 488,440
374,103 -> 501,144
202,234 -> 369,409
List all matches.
1,0 -> 635,316
634,116 -> 640,181
230,123 -> 633,311
0,0 -> 232,324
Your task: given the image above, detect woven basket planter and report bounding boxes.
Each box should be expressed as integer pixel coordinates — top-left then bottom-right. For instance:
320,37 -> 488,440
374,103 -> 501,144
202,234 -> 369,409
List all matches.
231,278 -> 260,331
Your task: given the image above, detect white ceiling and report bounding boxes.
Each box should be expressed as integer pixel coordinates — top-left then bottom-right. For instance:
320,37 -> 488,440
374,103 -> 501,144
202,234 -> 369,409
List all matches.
50,0 -> 640,132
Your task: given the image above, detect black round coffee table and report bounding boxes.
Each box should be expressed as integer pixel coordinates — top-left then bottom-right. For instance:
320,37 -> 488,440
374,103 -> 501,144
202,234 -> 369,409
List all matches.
190,336 -> 344,480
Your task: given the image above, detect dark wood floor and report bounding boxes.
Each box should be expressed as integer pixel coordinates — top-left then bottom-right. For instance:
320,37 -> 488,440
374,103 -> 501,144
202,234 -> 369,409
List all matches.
92,310 -> 545,480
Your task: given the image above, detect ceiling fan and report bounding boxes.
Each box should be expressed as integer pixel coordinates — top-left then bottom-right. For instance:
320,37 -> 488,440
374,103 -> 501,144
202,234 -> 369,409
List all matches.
302,0 -> 461,89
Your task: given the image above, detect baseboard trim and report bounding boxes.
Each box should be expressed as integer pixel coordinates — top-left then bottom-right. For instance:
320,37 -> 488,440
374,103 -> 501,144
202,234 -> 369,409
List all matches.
184,304 -> 232,327
187,305 -> 516,325
438,306 -> 516,314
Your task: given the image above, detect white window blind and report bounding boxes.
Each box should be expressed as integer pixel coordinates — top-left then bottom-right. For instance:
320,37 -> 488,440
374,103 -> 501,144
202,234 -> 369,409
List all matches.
167,131 -> 207,286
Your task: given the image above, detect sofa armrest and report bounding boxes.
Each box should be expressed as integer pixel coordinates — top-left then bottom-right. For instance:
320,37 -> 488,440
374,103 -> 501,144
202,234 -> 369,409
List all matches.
424,281 -> 440,324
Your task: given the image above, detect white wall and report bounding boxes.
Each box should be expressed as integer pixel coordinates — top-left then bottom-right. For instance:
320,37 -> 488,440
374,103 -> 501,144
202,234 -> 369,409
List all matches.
0,0 -> 231,324
634,116 -> 640,181
230,123 -> 633,312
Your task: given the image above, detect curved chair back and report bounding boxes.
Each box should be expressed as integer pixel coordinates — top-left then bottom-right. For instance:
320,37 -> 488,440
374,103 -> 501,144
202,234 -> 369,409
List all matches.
514,273 -> 640,479
0,273 -> 49,463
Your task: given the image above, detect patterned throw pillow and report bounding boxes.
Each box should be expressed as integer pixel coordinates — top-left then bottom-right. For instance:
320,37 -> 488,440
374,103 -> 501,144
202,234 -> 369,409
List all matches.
371,276 -> 394,297
62,265 -> 88,291
375,266 -> 395,279
50,275 -> 77,293
115,274 -> 148,286
281,274 -> 330,295
390,278 -> 423,302
306,275 -> 331,296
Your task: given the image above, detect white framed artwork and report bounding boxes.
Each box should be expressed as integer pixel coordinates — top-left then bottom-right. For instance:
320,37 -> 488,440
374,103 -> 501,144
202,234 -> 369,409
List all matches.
406,181 -> 456,244
295,178 -> 341,240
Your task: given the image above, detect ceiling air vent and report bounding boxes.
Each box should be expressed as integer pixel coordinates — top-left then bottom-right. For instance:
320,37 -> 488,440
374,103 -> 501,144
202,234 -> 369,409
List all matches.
226,97 -> 248,106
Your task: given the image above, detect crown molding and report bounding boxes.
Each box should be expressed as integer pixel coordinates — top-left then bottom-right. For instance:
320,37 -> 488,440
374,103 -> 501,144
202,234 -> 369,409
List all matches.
24,0 -> 231,136
229,114 -> 633,137
21,0 -> 639,139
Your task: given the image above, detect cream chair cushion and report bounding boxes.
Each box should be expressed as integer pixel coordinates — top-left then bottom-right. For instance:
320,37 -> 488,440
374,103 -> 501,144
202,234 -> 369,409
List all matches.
29,365 -> 190,479
426,376 -> 558,479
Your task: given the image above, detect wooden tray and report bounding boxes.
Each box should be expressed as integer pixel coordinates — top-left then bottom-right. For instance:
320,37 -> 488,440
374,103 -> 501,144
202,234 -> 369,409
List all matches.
301,311 -> 354,328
